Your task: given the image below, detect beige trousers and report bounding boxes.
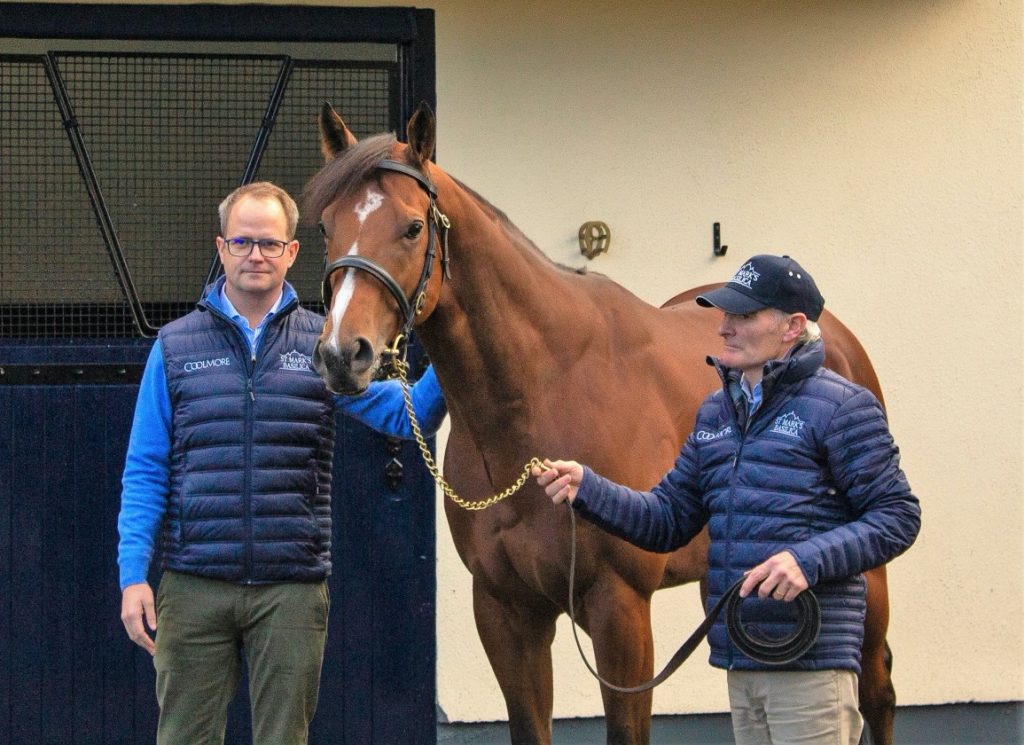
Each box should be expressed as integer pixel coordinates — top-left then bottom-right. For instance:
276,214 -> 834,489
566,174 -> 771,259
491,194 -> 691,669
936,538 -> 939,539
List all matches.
727,669 -> 864,745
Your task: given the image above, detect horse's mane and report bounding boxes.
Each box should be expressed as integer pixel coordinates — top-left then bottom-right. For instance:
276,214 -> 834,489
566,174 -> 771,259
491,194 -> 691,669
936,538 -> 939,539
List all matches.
302,136 -> 592,277
449,175 -> 590,274
301,133 -> 397,224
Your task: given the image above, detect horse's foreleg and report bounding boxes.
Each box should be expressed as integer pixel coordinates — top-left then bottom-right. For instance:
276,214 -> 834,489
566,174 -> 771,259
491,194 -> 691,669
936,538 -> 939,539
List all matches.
859,566 -> 895,745
472,578 -> 560,745
586,585 -> 655,745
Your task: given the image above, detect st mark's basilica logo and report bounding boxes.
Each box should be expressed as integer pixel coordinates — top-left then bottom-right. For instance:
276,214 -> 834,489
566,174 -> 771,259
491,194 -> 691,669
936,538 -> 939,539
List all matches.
770,411 -> 805,438
280,350 -> 313,372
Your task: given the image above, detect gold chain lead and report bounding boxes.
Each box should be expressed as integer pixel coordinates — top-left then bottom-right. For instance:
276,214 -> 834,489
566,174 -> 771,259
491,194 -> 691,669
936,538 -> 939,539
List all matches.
393,358 -> 542,510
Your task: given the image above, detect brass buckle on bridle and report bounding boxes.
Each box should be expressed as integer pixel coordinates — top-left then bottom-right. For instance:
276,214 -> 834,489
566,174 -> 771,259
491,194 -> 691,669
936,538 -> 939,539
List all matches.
380,333 -> 408,378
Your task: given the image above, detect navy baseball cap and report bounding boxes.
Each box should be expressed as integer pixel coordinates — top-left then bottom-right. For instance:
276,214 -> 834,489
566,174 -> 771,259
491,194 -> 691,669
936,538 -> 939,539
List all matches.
696,254 -> 825,321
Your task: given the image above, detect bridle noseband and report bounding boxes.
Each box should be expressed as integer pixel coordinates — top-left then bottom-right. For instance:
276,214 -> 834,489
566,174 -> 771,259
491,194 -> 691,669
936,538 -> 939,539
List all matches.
320,158 -> 451,360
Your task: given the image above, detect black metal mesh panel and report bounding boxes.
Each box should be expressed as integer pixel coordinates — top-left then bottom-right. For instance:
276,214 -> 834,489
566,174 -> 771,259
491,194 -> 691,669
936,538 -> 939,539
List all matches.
0,52 -> 396,338
250,62 -> 397,311
1,56 -> 137,337
57,52 -> 287,329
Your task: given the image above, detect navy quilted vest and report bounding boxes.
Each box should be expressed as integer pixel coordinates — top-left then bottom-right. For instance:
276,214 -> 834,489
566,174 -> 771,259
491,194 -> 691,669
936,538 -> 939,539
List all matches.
159,300 -> 334,583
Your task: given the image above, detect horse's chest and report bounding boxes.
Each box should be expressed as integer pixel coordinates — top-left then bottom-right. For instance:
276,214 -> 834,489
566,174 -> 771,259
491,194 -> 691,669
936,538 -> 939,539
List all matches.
459,514 -> 559,590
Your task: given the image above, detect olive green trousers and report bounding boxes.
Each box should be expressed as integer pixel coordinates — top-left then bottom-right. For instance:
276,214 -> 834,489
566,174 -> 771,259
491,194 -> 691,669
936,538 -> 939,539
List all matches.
154,570 -> 329,745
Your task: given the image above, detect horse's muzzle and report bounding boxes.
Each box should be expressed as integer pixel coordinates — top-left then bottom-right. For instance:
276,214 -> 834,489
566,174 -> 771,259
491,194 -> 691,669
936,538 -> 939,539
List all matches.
312,337 -> 374,395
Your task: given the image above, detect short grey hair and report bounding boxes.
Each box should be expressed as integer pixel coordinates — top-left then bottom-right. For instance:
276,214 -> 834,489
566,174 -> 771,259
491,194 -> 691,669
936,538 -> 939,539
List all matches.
799,319 -> 822,344
769,308 -> 822,344
218,181 -> 299,238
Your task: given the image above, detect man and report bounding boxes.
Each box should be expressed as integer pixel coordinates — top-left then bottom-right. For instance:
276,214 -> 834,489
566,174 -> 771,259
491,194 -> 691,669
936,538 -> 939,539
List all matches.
118,182 -> 447,745
535,254 -> 920,745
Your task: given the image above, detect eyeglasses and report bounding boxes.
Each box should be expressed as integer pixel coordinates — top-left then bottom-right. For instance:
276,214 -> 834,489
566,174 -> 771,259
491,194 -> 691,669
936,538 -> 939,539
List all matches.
223,236 -> 291,258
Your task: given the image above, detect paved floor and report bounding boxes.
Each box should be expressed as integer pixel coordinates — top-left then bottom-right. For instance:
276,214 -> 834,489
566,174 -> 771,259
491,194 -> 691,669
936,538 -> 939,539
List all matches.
437,702 -> 1023,744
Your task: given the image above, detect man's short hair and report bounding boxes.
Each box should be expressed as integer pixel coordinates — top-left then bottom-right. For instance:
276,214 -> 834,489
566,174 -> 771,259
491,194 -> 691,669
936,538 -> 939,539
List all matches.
218,182 -> 299,239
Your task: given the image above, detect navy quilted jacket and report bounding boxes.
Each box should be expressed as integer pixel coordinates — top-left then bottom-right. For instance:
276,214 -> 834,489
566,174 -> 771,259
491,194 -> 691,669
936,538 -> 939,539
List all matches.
573,340 -> 920,673
159,295 -> 335,583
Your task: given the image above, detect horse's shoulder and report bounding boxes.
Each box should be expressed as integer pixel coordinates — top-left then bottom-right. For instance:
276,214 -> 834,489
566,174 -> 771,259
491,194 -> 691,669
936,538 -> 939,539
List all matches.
660,283 -> 720,309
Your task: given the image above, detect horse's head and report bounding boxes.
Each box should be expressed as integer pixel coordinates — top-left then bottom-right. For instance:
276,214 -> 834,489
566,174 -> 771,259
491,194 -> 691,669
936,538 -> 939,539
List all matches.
304,102 -> 448,394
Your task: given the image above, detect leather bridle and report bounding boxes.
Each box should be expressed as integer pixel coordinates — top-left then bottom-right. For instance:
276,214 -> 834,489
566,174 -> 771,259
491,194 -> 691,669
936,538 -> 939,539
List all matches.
320,158 -> 451,362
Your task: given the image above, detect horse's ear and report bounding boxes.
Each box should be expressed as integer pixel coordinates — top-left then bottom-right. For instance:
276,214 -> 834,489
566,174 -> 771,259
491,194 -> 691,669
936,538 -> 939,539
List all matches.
319,101 -> 357,162
405,102 -> 436,167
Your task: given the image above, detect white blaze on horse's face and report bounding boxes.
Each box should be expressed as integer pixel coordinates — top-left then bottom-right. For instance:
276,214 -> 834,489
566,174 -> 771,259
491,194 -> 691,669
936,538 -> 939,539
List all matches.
327,245 -> 359,350
326,187 -> 387,353
354,188 -> 384,224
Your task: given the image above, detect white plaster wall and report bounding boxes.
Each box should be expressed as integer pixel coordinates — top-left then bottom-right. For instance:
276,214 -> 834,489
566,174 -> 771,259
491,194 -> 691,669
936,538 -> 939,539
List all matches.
421,0 -> 1024,720
21,0 -> 1023,722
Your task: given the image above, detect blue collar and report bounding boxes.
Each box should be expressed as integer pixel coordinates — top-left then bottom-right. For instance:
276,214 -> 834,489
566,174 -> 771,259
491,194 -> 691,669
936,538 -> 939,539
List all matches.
203,276 -> 298,350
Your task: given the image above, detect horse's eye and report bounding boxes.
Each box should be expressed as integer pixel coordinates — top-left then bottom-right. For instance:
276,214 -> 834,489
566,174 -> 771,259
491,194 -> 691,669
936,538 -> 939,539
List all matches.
318,221 -> 328,239
405,221 -> 424,240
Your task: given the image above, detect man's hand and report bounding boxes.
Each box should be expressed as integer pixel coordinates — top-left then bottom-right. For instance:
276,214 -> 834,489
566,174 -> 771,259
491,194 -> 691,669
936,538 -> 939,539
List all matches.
532,459 -> 584,505
740,550 -> 808,602
121,582 -> 157,655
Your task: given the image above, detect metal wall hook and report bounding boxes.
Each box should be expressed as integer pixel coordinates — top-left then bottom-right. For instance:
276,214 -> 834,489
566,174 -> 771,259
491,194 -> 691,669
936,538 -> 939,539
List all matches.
713,222 -> 728,256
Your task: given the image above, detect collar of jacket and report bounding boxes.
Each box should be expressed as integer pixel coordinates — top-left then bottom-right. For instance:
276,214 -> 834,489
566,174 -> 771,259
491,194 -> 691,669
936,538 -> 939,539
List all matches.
195,276 -> 300,321
706,339 -> 825,406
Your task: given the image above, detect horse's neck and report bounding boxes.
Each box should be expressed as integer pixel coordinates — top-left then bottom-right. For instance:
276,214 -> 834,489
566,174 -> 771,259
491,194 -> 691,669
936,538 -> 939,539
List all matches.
420,180 -> 580,459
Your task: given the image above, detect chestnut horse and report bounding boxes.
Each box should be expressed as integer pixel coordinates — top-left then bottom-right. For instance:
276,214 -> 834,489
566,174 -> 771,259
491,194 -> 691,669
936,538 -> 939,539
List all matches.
305,103 -> 895,745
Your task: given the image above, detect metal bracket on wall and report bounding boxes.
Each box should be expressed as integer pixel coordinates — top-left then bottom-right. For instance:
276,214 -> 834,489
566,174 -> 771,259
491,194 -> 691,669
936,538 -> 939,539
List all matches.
384,437 -> 404,490
578,221 -> 611,259
713,222 -> 728,257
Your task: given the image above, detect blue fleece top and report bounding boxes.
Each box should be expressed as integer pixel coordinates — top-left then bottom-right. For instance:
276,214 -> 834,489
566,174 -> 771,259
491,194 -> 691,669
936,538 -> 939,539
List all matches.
117,279 -> 447,589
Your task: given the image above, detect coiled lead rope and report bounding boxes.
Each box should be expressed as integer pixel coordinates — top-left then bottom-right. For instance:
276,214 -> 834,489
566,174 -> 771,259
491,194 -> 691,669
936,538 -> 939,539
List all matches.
565,504 -> 821,693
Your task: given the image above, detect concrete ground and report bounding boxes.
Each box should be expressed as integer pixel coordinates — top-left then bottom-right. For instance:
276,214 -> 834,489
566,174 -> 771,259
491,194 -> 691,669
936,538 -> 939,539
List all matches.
437,702 -> 1023,744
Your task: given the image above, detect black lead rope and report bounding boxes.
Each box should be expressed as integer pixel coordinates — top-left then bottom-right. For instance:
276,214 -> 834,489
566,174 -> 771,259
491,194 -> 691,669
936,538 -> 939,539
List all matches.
565,505 -> 821,694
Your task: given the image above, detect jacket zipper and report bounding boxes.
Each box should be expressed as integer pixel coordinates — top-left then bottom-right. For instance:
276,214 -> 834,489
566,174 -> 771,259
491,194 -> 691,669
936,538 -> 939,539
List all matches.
724,378 -> 783,668
725,400 -> 744,669
242,337 -> 256,584
240,310 -> 289,583
201,295 -> 296,584
725,377 -> 765,668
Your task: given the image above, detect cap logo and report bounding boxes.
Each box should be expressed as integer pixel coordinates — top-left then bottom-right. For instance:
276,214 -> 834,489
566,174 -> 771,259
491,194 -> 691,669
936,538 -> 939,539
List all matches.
728,262 -> 760,290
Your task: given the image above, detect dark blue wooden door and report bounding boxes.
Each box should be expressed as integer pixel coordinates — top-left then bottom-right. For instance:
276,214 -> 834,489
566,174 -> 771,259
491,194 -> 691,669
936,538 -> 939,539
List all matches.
1,6 -> 437,742
0,342 -> 437,744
